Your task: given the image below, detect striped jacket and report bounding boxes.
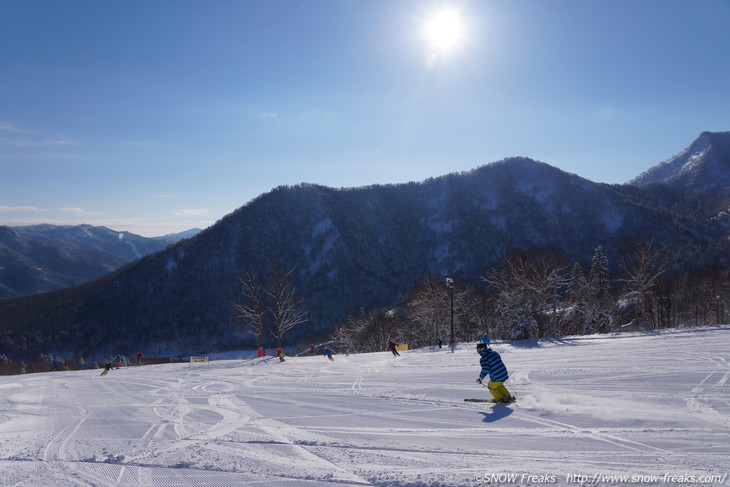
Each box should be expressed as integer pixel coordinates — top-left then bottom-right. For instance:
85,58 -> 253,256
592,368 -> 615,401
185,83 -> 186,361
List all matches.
479,348 -> 509,382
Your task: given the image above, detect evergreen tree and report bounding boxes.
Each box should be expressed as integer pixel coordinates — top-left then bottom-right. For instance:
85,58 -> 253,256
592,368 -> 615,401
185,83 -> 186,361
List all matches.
587,246 -> 613,333
589,246 -> 610,294
564,262 -> 589,335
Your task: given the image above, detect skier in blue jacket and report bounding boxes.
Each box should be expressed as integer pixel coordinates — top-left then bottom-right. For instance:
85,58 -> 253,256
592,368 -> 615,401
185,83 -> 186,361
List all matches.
476,340 -> 514,403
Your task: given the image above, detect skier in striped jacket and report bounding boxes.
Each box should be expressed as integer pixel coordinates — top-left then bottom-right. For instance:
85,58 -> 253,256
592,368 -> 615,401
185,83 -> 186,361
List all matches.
476,341 -> 514,403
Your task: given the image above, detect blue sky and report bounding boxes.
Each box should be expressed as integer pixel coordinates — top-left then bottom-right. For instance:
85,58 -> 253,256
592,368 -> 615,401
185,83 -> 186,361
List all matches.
1,0 -> 728,236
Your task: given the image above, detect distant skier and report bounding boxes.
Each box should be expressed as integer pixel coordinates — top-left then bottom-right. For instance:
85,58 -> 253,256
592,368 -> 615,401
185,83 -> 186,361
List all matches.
63,359 -> 70,371
388,340 -> 400,357
78,357 -> 85,370
100,362 -> 112,376
475,338 -> 514,403
115,355 -> 122,369
137,351 -> 144,366
277,350 -> 286,363
324,347 -> 334,361
50,358 -> 60,371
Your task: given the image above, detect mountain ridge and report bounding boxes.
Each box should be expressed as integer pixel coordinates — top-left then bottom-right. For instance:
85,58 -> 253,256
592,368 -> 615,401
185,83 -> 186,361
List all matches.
630,131 -> 730,190
628,131 -> 730,227
0,225 -> 199,299
0,132 -> 728,360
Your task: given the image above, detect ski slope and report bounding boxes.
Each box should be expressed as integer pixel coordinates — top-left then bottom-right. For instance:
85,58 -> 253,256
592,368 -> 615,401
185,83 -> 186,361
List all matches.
1,327 -> 728,487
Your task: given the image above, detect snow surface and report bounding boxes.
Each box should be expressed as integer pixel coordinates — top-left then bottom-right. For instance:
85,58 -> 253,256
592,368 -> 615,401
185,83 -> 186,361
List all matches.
1,327 -> 729,487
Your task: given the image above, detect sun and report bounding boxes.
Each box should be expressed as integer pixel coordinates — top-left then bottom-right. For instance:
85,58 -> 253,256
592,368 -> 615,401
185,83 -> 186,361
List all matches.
425,9 -> 464,51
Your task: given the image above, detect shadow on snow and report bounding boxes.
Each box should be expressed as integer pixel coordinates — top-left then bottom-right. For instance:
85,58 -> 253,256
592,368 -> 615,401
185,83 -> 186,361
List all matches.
479,405 -> 514,423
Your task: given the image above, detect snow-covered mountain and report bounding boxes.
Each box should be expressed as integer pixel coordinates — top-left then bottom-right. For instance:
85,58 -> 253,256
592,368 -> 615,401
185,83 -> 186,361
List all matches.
629,131 -> 730,228
630,131 -> 730,191
0,224 -> 199,299
1,327 -> 728,486
0,143 -> 726,360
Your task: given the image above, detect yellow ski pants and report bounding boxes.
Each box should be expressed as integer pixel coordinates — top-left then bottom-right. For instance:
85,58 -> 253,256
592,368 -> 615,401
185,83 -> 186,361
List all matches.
488,381 -> 511,401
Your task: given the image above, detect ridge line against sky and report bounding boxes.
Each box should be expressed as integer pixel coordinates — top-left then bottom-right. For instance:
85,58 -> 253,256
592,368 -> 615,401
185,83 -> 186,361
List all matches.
1,0 -> 728,236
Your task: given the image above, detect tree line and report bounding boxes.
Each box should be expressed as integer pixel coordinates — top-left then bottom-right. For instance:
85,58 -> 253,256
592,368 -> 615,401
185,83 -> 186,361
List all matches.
331,242 -> 729,353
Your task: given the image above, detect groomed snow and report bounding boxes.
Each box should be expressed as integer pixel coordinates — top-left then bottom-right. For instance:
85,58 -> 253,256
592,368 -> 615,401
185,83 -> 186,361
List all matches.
1,327 -> 728,486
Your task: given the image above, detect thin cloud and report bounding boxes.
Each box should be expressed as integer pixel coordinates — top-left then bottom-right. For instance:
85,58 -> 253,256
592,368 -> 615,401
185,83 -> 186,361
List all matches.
0,121 -> 32,134
57,207 -> 102,216
0,136 -> 79,148
0,121 -> 79,148
172,209 -> 210,216
0,205 -> 43,213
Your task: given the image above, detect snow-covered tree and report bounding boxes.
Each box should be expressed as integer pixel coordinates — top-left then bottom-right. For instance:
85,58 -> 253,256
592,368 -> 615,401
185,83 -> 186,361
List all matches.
563,262 -> 590,335
587,246 -> 613,333
562,247 -> 615,334
620,241 -> 668,330
483,250 -> 567,340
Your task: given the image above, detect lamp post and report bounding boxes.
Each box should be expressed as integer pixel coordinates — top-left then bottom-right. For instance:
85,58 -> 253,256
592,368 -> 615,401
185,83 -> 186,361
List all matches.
445,277 -> 454,352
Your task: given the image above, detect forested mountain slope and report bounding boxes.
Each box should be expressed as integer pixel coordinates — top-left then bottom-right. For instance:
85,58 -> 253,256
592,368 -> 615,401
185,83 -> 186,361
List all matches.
1,148 -> 726,360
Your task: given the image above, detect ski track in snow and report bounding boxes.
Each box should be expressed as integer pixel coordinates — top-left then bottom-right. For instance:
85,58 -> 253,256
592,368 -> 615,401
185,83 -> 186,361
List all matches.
0,327 -> 729,486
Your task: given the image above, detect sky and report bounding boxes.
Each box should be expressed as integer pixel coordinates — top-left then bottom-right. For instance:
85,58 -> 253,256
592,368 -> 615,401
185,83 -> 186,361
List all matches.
1,0 -> 729,237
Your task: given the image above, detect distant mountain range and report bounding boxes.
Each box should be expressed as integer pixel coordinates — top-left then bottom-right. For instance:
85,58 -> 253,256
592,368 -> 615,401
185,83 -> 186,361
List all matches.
0,225 -> 200,299
0,131 -> 728,360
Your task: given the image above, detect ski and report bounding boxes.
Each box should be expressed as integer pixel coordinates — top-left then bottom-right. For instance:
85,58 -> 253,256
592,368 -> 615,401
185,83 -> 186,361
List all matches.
464,398 -> 517,404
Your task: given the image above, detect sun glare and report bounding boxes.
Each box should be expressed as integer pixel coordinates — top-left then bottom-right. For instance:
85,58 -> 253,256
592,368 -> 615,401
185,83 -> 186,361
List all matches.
426,9 -> 463,51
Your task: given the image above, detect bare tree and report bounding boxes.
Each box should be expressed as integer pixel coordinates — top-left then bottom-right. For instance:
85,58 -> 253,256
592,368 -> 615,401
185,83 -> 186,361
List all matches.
332,308 -> 402,353
332,313 -> 363,351
406,277 -> 449,345
363,309 -> 403,353
267,264 -> 309,348
620,241 -> 668,329
405,276 -> 488,346
484,254 -> 537,340
231,270 -> 268,349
